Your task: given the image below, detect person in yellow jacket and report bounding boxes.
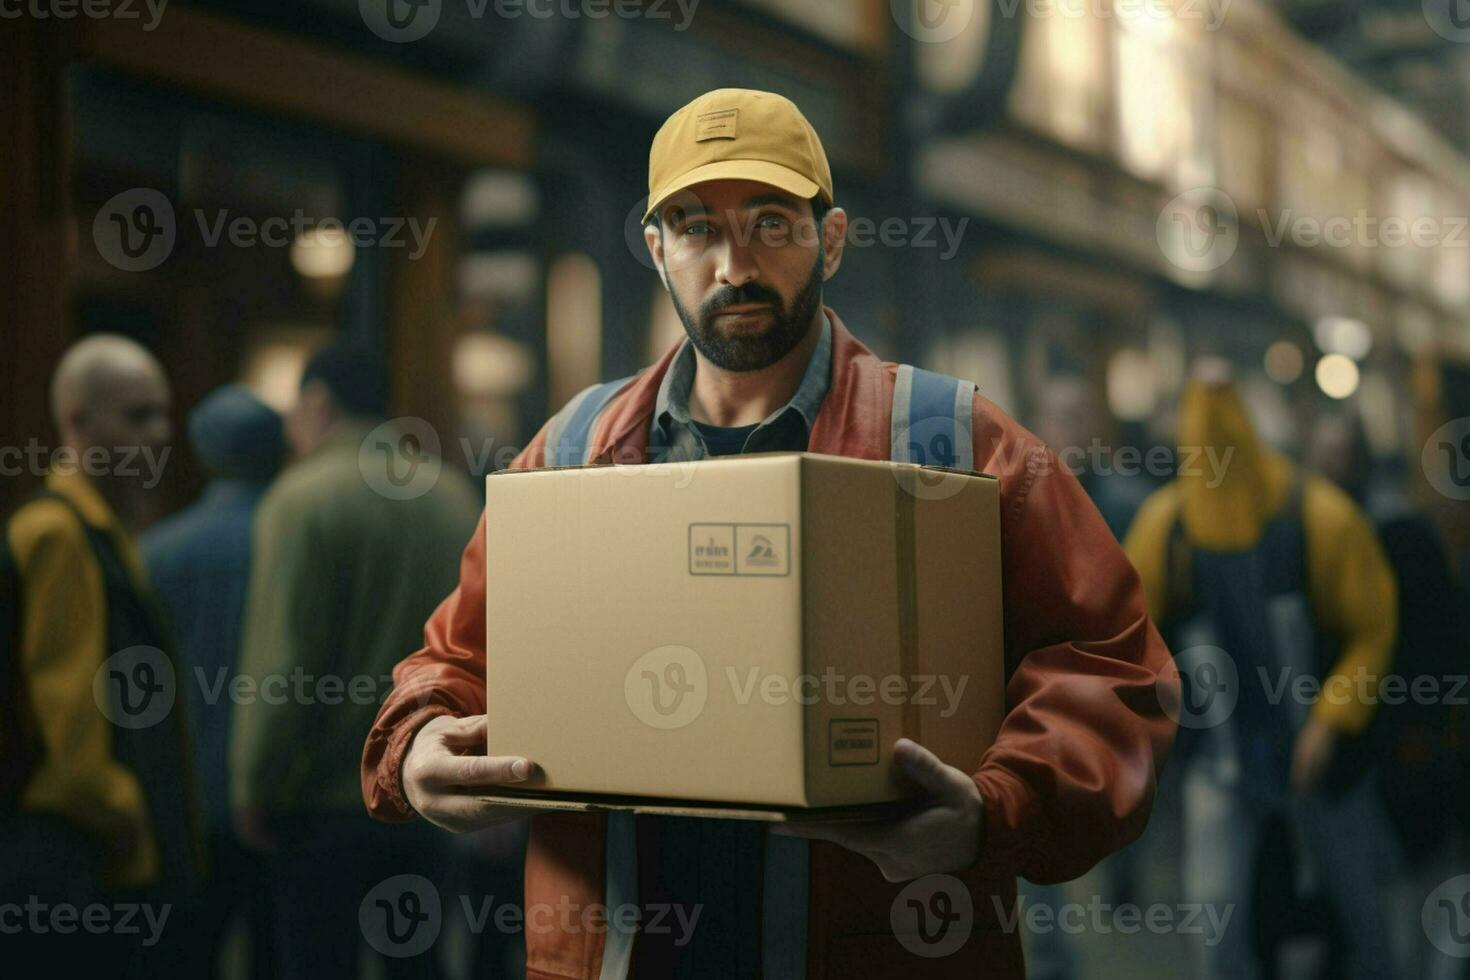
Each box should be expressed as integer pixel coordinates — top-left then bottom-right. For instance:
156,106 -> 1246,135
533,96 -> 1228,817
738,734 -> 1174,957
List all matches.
2,335 -> 200,970
1124,361 -> 1400,980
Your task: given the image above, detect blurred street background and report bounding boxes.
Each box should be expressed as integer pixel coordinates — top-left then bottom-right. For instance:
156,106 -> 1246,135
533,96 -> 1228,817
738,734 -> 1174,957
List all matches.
3,1 -> 1470,978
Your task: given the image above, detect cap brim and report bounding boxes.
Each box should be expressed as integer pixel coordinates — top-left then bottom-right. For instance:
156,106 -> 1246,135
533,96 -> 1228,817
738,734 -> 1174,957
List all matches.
643,160 -> 823,223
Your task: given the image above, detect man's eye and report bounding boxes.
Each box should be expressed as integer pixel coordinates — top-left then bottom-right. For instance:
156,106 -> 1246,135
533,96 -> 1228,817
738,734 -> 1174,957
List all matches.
682,222 -> 710,237
757,215 -> 788,230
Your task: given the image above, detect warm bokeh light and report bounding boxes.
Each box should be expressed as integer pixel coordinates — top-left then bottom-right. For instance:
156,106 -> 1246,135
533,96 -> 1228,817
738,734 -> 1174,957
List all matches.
1312,316 -> 1373,361
1264,340 -> 1304,384
289,226 -> 355,280
1107,348 -> 1157,421
1315,353 -> 1361,399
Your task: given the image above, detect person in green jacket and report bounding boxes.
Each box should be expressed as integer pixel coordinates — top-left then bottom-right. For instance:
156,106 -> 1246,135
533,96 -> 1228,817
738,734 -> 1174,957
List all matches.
230,345 -> 480,979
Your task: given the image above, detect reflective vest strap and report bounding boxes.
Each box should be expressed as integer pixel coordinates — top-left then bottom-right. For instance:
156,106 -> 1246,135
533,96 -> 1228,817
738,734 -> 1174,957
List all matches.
891,364 -> 977,471
549,375 -> 636,467
598,812 -> 638,980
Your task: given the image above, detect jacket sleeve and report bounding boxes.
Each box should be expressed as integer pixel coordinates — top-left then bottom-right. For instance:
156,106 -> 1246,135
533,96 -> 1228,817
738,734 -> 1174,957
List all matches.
361,423 -> 552,821
1301,476 -> 1398,734
9,501 -> 159,887
969,403 -> 1178,884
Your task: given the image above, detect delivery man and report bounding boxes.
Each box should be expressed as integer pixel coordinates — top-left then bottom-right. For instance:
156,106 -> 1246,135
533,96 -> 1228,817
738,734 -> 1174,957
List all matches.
1124,366 -> 1399,980
363,88 -> 1176,978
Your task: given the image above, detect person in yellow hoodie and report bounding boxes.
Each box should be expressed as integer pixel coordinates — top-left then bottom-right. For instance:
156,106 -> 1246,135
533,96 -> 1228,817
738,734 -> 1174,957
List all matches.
1,335 -> 200,972
1124,361 -> 1400,980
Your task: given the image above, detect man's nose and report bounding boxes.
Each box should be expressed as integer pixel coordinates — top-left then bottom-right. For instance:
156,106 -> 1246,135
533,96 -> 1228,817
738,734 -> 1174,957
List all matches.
713,235 -> 760,288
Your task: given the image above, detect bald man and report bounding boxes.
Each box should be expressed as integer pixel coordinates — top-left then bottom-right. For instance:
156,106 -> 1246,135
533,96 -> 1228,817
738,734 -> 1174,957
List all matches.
1,334 -> 200,970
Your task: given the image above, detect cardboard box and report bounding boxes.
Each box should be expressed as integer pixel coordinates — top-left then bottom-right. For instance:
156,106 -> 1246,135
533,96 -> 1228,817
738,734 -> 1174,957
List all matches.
482,452 -> 1003,815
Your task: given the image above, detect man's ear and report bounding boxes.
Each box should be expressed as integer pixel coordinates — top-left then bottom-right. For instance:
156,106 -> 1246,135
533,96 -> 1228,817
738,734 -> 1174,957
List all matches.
644,223 -> 670,291
820,207 -> 848,281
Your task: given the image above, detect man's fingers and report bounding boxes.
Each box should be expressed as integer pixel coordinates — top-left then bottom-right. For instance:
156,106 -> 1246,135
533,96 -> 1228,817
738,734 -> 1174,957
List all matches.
449,753 -> 534,787
436,714 -> 488,745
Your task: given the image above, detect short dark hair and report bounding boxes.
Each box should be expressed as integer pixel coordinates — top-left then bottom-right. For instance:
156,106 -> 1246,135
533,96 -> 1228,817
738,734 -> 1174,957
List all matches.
300,344 -> 388,419
647,193 -> 831,234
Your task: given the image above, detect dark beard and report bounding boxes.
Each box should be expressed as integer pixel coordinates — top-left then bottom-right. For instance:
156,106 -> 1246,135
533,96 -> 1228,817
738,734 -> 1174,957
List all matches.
670,247 -> 824,373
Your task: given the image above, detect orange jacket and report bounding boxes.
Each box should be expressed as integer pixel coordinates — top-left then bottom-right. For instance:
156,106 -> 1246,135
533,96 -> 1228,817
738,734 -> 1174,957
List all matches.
362,309 -> 1176,979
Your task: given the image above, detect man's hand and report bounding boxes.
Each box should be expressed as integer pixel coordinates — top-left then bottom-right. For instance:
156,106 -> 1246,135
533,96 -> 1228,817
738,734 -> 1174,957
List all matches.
1290,717 -> 1339,796
402,714 -> 537,833
774,738 -> 985,882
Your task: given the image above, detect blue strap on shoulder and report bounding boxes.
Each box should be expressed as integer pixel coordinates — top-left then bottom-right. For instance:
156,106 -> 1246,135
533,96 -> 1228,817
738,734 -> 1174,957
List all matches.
547,375 -> 636,467
890,363 -> 977,470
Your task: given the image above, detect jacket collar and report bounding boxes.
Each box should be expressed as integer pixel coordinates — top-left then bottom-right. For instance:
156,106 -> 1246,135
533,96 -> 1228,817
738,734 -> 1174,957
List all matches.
45,468 -> 122,532
589,306 -> 890,464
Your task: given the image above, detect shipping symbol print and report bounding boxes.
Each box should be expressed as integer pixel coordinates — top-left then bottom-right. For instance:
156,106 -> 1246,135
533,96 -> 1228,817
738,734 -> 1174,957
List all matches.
625,645 -> 708,730
745,534 -> 778,567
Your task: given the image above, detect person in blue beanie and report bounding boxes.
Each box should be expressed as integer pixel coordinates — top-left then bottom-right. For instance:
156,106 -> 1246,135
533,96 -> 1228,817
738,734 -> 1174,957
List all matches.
144,383 -> 284,980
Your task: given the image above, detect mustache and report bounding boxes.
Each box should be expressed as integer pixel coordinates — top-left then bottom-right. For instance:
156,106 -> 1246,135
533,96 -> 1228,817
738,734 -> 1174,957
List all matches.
703,283 -> 782,315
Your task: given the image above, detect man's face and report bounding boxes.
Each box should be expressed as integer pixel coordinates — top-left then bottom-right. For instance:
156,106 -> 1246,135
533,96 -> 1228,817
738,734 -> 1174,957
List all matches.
645,179 -> 845,372
285,380 -> 335,460
78,363 -> 172,459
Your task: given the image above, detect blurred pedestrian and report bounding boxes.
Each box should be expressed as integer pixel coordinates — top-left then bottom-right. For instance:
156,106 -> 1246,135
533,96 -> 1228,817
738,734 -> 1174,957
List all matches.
1308,410 -> 1470,980
1,334 -> 202,973
144,384 -> 284,979
1125,363 -> 1401,980
229,345 -> 480,980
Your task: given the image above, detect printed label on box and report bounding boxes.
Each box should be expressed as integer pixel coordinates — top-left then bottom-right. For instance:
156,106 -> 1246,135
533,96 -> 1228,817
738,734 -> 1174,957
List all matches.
829,718 -> 880,766
735,524 -> 789,576
688,524 -> 736,574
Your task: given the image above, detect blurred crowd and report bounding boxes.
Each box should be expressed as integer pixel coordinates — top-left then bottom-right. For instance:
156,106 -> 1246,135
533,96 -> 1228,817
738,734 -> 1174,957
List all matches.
1,332 -> 1467,980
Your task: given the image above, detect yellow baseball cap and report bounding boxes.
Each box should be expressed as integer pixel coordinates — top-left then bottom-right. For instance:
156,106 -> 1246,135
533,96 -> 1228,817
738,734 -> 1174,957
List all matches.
642,88 -> 835,224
